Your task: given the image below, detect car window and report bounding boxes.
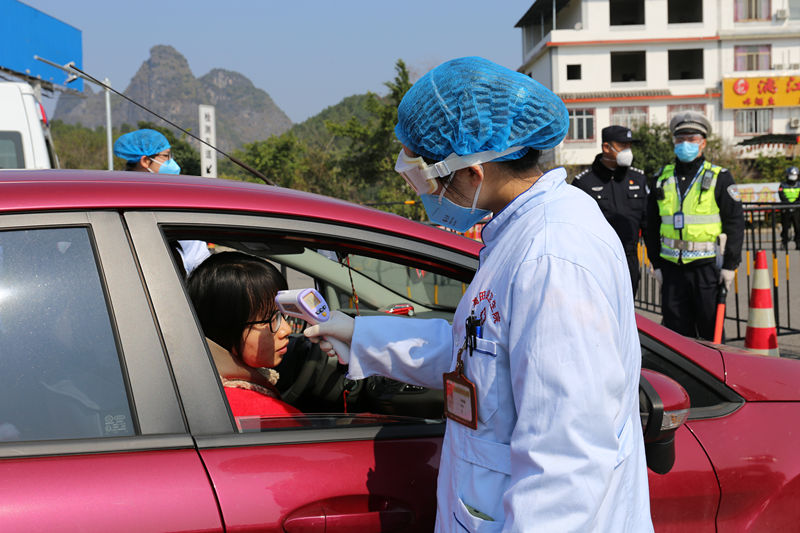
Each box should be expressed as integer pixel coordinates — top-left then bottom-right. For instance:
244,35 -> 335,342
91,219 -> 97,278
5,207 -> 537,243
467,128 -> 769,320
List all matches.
0,227 -> 134,442
0,131 -> 24,168
640,334 -> 742,419
176,231 -> 472,433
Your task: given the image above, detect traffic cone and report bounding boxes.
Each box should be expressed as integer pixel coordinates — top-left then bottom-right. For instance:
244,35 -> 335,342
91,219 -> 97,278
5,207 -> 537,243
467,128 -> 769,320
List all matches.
744,250 -> 780,357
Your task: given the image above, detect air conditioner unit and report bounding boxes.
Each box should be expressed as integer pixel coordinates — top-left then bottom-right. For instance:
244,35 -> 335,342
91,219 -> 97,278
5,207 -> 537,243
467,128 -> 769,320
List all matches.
773,64 -> 784,70
776,8 -> 788,19
791,63 -> 800,70
790,117 -> 800,128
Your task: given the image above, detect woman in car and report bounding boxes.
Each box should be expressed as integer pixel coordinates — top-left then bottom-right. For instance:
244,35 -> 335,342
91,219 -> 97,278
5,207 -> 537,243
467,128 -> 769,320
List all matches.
187,251 -> 302,417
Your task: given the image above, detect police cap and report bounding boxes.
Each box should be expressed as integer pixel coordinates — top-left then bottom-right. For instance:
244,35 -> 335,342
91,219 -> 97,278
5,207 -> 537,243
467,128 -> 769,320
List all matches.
602,125 -> 639,143
669,111 -> 711,137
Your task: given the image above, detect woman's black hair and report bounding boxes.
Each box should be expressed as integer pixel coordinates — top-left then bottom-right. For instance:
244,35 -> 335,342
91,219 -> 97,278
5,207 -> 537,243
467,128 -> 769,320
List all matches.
186,251 -> 288,356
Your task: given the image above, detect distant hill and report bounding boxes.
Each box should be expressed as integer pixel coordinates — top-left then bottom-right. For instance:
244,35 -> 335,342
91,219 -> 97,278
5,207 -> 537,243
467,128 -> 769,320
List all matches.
288,93 -> 374,152
53,45 -> 292,151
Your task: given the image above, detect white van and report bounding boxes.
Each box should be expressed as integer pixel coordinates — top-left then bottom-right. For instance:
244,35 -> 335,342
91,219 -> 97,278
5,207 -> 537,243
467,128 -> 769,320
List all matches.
0,81 -> 58,169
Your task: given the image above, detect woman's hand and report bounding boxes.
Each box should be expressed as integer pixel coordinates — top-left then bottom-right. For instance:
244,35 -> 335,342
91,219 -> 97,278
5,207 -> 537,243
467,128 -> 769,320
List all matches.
304,311 -> 354,364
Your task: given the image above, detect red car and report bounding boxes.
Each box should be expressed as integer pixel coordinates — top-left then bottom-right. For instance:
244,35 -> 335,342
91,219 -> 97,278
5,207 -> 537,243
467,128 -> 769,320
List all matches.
0,170 -> 797,532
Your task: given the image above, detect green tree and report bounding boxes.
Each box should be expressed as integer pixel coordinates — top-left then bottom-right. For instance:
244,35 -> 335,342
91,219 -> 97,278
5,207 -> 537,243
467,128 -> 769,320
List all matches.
50,120 -> 111,170
752,155 -> 800,182
630,122 -> 674,179
326,59 -> 417,215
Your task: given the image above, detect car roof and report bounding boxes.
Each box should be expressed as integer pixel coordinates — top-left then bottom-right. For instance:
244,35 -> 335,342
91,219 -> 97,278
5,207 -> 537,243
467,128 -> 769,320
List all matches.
0,169 -> 483,255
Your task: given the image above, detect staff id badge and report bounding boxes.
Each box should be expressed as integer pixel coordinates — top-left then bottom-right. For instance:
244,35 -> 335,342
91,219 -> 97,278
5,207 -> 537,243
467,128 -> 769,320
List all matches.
443,365 -> 478,429
673,211 -> 685,230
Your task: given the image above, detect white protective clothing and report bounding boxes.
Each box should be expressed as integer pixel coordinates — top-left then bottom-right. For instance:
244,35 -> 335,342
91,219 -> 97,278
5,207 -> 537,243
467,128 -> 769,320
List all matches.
347,168 -> 653,532
177,240 -> 211,275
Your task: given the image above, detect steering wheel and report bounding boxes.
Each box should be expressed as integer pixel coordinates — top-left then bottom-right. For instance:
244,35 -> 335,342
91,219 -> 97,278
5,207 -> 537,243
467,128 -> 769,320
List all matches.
279,340 -> 341,405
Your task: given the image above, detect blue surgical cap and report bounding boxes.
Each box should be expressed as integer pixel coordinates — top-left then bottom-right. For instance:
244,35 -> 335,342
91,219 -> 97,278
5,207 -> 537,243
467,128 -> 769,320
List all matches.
113,129 -> 171,162
395,57 -> 569,162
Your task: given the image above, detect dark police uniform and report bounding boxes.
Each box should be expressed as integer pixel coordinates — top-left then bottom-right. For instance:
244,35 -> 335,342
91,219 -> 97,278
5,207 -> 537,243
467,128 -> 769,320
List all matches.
778,170 -> 800,250
572,130 -> 648,295
645,154 -> 744,340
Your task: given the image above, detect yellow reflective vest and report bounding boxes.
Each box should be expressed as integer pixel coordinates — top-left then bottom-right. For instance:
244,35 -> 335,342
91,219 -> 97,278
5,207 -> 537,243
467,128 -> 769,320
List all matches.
656,161 -> 723,263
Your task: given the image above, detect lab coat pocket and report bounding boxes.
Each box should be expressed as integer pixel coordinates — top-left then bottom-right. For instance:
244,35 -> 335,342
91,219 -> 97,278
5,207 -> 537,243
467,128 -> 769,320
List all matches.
454,497 -> 504,533
615,415 -> 634,468
467,342 -> 498,424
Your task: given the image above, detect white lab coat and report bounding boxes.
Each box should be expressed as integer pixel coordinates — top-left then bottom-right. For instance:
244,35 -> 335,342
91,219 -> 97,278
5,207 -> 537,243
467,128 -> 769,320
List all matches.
348,168 -> 653,532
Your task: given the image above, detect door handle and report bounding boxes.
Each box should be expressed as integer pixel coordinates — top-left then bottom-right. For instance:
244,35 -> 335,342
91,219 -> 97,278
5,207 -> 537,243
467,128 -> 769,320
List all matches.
283,495 -> 414,533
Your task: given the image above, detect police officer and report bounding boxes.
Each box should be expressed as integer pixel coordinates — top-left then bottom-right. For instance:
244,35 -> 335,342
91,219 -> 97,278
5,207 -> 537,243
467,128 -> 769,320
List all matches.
645,111 -> 744,340
572,125 -> 647,295
778,166 -> 800,250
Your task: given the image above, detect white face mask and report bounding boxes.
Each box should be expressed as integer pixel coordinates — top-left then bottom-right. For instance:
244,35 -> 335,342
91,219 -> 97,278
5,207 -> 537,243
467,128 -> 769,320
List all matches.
615,148 -> 634,167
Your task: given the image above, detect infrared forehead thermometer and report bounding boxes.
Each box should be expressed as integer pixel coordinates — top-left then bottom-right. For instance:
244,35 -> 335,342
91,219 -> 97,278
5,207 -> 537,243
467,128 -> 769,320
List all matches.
275,288 -> 330,324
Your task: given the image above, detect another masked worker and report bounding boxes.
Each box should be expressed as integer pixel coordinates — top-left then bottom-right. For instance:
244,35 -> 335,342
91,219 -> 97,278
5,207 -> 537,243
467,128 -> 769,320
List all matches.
779,166 -> 800,251
305,57 -> 652,532
113,128 -> 210,275
644,111 -> 744,341
572,125 -> 648,295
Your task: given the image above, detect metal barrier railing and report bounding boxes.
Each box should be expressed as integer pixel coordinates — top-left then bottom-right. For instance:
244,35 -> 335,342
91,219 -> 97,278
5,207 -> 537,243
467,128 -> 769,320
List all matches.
635,203 -> 800,341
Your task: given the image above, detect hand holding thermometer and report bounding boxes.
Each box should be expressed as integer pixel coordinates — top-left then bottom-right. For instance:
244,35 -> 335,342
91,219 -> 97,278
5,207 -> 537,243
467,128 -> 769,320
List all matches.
276,289 -> 351,364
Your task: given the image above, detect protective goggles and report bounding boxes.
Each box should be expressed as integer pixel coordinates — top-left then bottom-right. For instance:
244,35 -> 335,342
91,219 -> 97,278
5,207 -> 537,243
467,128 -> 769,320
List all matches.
394,146 -> 525,195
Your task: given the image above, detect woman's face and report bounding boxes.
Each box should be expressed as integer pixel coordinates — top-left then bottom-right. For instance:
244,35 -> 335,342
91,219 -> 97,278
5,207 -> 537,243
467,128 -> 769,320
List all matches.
237,310 -> 292,368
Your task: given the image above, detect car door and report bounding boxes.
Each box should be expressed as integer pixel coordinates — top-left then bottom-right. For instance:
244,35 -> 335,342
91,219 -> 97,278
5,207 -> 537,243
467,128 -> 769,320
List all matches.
0,211 -> 223,532
125,210 -> 479,532
640,332 -> 744,533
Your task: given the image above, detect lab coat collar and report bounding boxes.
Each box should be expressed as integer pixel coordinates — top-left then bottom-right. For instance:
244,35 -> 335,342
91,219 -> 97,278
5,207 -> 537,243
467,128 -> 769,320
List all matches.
481,167 -> 568,247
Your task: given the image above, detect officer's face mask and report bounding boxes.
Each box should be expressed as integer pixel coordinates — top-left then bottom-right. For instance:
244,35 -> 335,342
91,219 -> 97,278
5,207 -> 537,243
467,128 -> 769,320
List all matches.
419,173 -> 492,233
674,141 -> 701,163
147,156 -> 181,175
609,145 -> 634,167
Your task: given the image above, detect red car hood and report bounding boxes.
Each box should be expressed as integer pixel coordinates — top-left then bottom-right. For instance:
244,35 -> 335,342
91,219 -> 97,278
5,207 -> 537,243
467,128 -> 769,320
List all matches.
713,344 -> 800,401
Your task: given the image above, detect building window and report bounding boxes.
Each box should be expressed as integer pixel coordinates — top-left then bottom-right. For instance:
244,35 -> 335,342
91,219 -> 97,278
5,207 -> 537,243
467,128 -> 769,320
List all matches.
611,51 -> 647,82
734,45 -> 771,71
668,0 -> 703,22
734,0 -> 771,20
610,107 -> 649,130
668,104 -> 706,123
567,109 -> 595,141
790,0 -> 800,19
669,49 -> 704,80
610,0 -> 645,25
735,109 -> 772,135
567,64 -> 582,80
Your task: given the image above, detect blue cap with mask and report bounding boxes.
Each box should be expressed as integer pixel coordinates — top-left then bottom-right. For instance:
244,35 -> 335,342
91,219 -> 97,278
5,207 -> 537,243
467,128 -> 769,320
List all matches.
113,129 -> 171,162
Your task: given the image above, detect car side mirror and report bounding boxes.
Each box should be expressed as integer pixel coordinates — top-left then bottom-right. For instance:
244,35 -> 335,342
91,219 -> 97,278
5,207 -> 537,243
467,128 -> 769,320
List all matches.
639,369 -> 690,475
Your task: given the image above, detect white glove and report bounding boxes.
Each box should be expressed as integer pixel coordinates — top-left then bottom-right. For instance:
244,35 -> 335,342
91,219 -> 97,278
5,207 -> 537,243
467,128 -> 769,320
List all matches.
304,310 -> 354,365
651,268 -> 663,285
720,269 -> 735,291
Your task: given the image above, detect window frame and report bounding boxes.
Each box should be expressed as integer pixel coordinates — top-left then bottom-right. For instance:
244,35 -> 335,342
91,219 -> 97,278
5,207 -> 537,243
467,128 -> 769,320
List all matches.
609,106 -> 649,130
566,108 -> 596,142
734,108 -> 773,135
734,0 -> 772,21
125,210 -> 478,445
0,211 -> 188,458
734,45 -> 771,72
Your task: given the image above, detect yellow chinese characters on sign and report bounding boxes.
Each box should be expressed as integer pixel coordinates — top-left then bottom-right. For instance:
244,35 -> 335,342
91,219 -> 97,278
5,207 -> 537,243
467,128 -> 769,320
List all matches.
723,76 -> 800,109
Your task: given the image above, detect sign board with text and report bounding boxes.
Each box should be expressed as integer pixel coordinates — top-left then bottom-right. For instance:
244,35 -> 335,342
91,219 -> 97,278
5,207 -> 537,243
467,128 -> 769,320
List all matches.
198,105 -> 217,178
723,76 -> 800,109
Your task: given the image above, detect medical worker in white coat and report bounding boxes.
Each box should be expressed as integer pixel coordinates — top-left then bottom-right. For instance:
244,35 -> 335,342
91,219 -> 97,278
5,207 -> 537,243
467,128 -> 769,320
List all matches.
306,57 -> 653,533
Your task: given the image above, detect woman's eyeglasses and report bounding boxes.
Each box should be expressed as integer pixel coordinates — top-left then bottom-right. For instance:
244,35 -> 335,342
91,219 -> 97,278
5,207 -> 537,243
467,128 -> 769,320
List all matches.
245,310 -> 286,333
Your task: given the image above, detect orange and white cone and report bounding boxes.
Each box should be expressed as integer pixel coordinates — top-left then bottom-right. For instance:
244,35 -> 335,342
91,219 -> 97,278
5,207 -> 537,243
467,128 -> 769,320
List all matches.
744,250 -> 780,357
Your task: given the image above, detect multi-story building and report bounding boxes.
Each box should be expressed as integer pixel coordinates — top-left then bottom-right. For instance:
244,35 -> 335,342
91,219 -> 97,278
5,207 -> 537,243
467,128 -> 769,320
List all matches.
515,0 -> 800,166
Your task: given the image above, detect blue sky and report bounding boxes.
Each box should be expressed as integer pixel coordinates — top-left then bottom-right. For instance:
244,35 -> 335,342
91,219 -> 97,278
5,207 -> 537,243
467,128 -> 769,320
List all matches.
20,0 -> 535,124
